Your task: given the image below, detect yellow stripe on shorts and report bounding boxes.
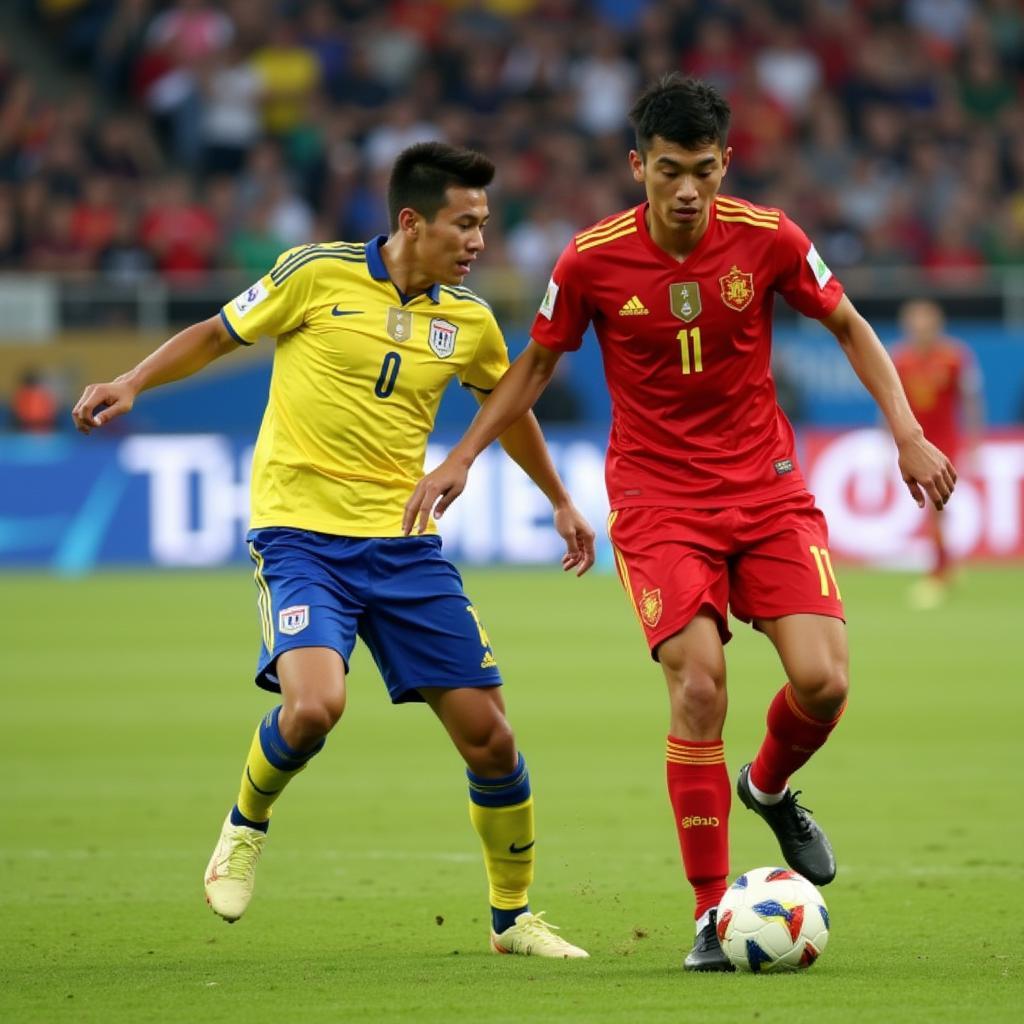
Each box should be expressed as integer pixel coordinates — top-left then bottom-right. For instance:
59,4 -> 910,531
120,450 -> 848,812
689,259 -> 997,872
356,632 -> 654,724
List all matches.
248,542 -> 274,654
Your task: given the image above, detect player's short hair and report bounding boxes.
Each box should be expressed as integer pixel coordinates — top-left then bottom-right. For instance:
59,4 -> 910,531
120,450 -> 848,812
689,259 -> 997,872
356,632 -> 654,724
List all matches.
387,142 -> 495,229
629,74 -> 731,156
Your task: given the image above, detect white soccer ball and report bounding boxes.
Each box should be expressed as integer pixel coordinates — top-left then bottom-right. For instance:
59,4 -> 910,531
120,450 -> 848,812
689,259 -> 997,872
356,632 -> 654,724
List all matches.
716,866 -> 830,972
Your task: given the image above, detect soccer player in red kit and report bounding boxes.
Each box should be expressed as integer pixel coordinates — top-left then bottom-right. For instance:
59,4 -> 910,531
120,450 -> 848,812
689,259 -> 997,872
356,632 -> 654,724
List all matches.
892,299 -> 982,607
404,75 -> 956,971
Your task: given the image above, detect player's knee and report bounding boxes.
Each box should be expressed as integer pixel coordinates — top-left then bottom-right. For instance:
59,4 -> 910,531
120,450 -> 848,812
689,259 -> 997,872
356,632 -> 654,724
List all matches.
791,661 -> 848,720
667,665 -> 726,725
463,718 -> 517,777
288,690 -> 346,742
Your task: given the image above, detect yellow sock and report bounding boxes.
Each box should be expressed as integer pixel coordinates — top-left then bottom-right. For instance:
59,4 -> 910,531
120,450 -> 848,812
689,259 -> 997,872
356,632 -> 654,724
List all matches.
469,797 -> 535,908
235,706 -> 324,824
467,754 -> 534,911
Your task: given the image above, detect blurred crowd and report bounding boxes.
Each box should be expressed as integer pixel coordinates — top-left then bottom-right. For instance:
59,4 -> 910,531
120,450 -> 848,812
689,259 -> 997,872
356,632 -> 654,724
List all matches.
1,0 -> 1024,290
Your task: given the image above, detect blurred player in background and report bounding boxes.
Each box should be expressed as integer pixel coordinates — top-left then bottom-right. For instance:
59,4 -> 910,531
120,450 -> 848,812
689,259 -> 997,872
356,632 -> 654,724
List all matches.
405,76 -> 956,972
72,142 -> 595,959
892,299 -> 983,608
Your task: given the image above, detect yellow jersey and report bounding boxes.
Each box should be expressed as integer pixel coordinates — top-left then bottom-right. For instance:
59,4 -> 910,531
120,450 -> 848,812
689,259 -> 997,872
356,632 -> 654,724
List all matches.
220,236 -> 510,537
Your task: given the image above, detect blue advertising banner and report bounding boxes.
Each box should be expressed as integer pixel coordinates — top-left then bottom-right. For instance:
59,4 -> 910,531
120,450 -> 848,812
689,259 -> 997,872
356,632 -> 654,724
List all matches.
0,431 -> 612,574
4,428 -> 1023,572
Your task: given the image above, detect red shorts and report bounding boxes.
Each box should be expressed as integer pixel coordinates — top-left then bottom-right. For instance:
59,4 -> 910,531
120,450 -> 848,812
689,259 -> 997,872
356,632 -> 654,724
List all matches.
607,492 -> 845,656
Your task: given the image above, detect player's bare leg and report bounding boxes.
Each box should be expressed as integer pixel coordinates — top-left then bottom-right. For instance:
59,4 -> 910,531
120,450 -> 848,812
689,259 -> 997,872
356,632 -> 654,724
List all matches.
422,686 -> 588,958
658,614 -> 734,972
205,648 -> 345,921
910,507 -> 950,609
738,615 -> 847,885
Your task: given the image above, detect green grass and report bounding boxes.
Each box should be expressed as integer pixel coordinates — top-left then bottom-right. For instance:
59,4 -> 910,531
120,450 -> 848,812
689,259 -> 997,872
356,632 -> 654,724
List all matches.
2,566 -> 1022,1023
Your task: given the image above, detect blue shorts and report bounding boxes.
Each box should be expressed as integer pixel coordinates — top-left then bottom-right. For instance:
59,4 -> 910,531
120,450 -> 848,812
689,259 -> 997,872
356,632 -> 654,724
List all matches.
246,528 -> 501,704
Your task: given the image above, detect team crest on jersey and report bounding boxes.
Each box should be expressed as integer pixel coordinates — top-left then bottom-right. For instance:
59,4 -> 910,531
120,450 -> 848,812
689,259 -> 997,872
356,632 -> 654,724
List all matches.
387,307 -> 413,343
233,281 -> 267,317
719,265 -> 754,311
278,605 -> 309,636
669,283 -> 701,322
639,587 -> 663,628
428,317 -> 458,358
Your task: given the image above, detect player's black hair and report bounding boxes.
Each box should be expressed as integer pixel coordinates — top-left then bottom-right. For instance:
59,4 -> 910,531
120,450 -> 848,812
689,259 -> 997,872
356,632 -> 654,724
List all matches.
387,142 -> 495,229
629,74 -> 731,156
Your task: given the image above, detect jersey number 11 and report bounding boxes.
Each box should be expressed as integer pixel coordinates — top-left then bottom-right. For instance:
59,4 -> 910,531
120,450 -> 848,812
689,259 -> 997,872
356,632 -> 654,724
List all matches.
677,328 -> 704,375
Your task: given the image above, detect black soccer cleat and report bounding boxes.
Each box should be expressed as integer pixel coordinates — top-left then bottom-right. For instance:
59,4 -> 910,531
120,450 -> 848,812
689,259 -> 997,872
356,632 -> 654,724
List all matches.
736,763 -> 837,886
683,908 -> 735,973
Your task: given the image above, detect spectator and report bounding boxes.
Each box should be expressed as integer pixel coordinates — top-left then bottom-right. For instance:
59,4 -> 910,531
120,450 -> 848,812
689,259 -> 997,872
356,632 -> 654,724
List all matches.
754,19 -> 822,119
11,369 -> 58,433
227,200 -> 287,275
97,206 -> 156,285
138,173 -> 220,276
249,17 -> 321,142
26,198 -> 94,274
570,25 -> 637,137
137,0 -> 234,167
195,38 -> 263,178
0,187 -> 24,268
70,174 -> 120,258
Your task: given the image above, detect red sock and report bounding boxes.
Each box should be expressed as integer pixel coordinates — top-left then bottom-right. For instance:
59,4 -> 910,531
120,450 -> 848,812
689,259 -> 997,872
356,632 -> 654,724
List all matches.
750,684 -> 845,795
666,736 -> 730,919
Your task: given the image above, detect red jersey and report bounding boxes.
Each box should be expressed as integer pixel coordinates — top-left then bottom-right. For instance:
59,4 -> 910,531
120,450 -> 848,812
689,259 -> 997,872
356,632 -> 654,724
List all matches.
891,338 -> 977,457
530,198 -> 844,509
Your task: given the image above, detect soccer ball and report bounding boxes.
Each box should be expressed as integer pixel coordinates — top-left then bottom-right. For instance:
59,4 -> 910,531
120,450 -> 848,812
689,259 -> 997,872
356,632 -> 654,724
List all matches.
716,866 -> 830,972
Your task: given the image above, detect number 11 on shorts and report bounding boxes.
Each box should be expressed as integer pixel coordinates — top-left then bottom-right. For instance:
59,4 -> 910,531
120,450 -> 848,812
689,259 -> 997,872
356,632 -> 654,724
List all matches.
809,545 -> 841,599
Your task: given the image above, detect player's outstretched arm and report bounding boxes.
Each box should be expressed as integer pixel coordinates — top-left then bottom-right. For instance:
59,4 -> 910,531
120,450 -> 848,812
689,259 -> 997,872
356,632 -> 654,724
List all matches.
822,296 -> 957,510
403,340 -> 564,533
71,316 -> 238,434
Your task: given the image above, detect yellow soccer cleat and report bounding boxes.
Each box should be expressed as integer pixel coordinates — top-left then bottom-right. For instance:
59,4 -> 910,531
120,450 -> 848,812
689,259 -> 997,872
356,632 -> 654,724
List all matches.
490,911 -> 590,959
203,815 -> 267,922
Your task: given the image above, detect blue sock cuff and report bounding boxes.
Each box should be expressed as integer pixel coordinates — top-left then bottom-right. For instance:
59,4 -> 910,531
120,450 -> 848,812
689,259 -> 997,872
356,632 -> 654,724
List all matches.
492,905 -> 529,934
467,753 -> 531,807
258,706 -> 325,771
230,805 -> 270,832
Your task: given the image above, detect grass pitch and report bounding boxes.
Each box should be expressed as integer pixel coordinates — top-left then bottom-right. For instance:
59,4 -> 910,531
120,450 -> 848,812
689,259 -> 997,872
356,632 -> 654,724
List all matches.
2,565 -> 1022,1023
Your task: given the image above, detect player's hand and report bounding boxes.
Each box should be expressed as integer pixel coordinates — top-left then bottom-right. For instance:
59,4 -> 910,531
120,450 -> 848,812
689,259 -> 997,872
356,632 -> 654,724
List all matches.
554,502 -> 596,577
71,380 -> 136,434
897,434 -> 957,511
403,456 -> 471,535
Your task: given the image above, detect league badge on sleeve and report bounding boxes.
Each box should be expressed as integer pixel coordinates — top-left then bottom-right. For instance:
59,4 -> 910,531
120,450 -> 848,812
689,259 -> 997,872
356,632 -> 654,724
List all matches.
539,277 -> 559,320
233,281 -> 268,317
806,244 -> 833,289
428,318 -> 458,358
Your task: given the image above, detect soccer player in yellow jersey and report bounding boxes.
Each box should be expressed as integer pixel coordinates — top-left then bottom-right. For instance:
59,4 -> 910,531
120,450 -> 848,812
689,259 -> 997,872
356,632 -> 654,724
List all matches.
72,142 -> 596,958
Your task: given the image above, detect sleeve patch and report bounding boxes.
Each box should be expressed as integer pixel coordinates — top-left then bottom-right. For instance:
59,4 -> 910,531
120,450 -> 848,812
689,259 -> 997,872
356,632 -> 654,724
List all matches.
538,277 -> 559,320
233,281 -> 268,317
805,244 -> 832,289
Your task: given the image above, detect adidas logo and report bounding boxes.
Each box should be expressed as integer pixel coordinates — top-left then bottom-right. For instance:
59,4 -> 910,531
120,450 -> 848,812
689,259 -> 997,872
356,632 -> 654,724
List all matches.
619,295 -> 649,316
480,651 -> 497,669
